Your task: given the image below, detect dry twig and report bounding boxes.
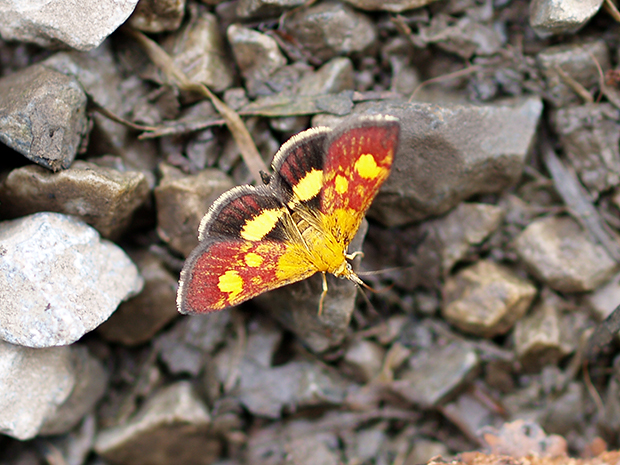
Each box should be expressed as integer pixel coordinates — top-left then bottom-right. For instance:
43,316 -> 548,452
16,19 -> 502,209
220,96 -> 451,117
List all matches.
126,28 -> 268,184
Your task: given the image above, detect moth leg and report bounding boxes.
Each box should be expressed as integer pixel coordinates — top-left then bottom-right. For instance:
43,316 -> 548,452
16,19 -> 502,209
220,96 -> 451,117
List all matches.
318,272 -> 328,316
346,251 -> 364,260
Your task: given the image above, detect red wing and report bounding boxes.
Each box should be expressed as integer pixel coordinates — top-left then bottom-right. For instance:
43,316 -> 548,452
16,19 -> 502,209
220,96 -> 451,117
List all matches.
320,115 -> 400,246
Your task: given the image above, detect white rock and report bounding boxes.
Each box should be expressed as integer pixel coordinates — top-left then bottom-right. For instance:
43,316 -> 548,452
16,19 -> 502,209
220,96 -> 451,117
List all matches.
0,340 -> 74,440
0,0 -> 139,51
0,341 -> 107,440
0,212 -> 143,348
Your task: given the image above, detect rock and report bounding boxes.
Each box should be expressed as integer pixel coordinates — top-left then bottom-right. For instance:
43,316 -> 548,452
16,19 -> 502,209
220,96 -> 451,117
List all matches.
392,341 -> 480,407
165,5 -> 234,93
530,0 -> 603,36
442,392 -> 502,442
128,0 -> 185,33
343,427 -> 386,463
298,57 -> 355,96
158,311 -> 231,376
253,220 -> 367,353
40,346 -> 109,435
236,358 -> 349,418
43,48 -> 160,177
98,250 -> 180,346
244,317 -> 283,367
550,104 -> 620,196
45,414 -> 97,465
583,270 -> 620,320
227,24 -> 287,98
95,382 -> 219,465
429,202 -> 505,274
282,1 -> 377,64
537,40 -> 611,108
282,436 -> 340,465
405,439 -> 449,464
416,14 -> 504,59
236,0 -> 306,18
0,0 -> 139,50
351,97 -> 542,226
442,260 -> 537,338
0,161 -> 150,239
0,212 -> 143,348
341,338 -> 385,383
0,64 -> 89,171
513,295 -> 573,372
247,423 -> 341,465
515,216 -> 618,292
342,0 -> 440,12
540,382 -> 585,437
0,341 -> 107,440
155,164 -> 234,257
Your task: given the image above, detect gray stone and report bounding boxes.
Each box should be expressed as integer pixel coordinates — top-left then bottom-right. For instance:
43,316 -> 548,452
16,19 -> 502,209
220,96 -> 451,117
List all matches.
537,40 -> 611,108
441,392 -> 502,442
405,439 -> 449,464
0,341 -> 106,440
227,24 -> 287,97
530,0 -> 603,36
341,338 -> 385,383
583,270 -> 620,320
166,5 -> 234,93
0,212 -> 143,348
41,47 -> 147,170
282,1 -> 377,63
298,57 -> 355,96
342,0 -> 440,12
0,0 -> 138,50
0,64 -> 88,171
155,164 -> 234,257
128,0 -> 185,33
236,0 -> 306,18
551,104 -> 620,196
98,251 -> 180,346
40,346 -> 109,435
392,341 -> 480,407
0,161 -> 150,239
95,382 -> 219,465
237,358 -> 349,418
430,202 -> 505,274
515,216 -> 618,292
416,14 -> 504,59
514,295 -> 573,372
158,311 -> 231,376
350,97 -> 542,226
442,260 -> 537,338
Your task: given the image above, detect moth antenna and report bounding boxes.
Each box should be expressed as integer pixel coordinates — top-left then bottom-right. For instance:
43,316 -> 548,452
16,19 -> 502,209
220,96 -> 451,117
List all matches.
357,265 -> 414,276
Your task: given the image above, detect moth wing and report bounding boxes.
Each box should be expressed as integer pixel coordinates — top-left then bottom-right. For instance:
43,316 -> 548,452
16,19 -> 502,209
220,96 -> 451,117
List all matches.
320,115 -> 400,247
178,185 -> 317,314
178,237 -> 316,314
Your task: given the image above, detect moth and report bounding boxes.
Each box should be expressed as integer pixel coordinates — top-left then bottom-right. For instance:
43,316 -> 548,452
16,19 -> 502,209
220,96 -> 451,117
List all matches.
177,115 -> 400,314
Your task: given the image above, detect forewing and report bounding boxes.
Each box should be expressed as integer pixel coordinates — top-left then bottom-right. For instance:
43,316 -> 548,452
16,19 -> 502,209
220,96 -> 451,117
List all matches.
320,115 -> 400,246
178,186 -> 317,314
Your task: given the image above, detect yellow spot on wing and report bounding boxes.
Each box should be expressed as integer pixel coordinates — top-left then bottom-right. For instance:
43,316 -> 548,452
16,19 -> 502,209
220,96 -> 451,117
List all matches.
293,169 -> 323,201
335,175 -> 349,194
241,209 -> 283,241
355,154 -> 381,179
244,252 -> 264,267
218,270 -> 243,301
